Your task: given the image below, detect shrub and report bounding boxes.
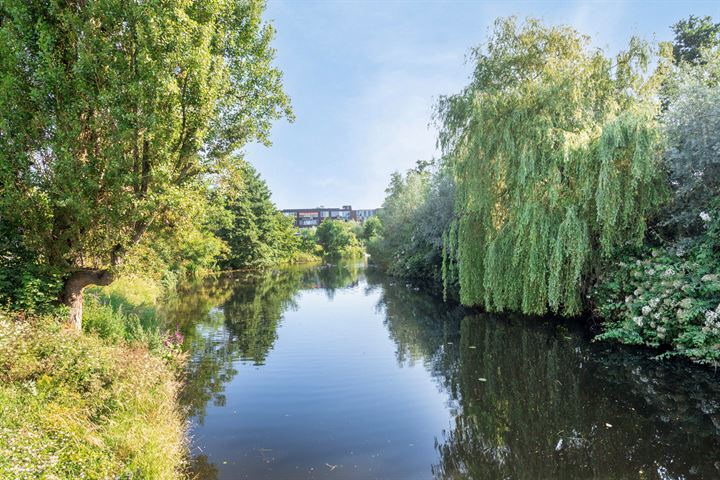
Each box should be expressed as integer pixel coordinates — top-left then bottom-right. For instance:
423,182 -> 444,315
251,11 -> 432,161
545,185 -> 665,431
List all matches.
659,48 -> 720,237
593,207 -> 720,365
315,220 -> 364,258
0,221 -> 65,314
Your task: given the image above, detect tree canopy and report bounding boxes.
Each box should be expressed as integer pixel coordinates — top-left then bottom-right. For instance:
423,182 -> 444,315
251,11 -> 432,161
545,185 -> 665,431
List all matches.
315,220 -> 362,258
0,0 -> 292,326
672,15 -> 720,64
216,159 -> 300,269
369,160 -> 455,283
437,18 -> 668,315
659,48 -> 720,236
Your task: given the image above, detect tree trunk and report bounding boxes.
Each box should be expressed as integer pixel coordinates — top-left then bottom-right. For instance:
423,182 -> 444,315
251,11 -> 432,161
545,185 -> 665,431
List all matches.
62,269 -> 114,331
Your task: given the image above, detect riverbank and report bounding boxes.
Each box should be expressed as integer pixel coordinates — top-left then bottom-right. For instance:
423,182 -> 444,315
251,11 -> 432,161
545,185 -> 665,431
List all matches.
0,280 -> 187,478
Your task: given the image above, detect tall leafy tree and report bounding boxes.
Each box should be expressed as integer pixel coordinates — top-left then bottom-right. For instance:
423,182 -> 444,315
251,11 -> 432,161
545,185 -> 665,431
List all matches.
0,0 -> 292,327
217,159 -> 299,269
315,220 -> 361,257
672,15 -> 720,64
370,161 -> 455,282
437,18 -> 668,315
361,215 -> 382,240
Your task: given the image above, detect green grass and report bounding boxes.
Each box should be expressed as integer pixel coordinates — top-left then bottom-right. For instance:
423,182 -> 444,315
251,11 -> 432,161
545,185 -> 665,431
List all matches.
83,274 -> 169,351
0,312 -> 187,479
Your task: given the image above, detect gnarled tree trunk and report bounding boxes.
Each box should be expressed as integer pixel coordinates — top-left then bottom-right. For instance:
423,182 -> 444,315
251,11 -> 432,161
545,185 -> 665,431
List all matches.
62,269 -> 114,331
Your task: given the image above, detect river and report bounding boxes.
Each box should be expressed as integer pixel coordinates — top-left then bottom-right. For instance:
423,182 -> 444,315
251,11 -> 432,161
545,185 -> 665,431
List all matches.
160,262 -> 720,480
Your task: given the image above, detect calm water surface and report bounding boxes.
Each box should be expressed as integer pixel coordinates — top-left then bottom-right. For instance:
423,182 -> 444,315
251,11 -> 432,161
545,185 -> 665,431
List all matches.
161,263 -> 720,480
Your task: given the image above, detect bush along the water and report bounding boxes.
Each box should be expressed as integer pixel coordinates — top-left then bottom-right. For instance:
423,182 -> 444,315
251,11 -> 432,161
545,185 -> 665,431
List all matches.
593,209 -> 720,365
592,41 -> 720,365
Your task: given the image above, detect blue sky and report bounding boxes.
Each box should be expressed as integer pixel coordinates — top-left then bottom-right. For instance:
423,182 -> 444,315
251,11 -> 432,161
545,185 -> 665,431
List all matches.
245,0 -> 720,209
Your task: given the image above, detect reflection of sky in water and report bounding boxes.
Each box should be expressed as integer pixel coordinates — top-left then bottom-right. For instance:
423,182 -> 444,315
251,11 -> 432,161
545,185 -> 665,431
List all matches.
172,265 -> 720,480
189,284 -> 452,479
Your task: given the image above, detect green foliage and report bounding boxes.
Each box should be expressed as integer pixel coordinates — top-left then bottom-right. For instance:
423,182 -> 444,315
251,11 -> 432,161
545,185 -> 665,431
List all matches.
372,167 -> 430,276
369,161 -> 455,283
216,159 -> 306,269
0,313 -> 186,479
0,220 -> 65,314
437,18 -> 667,316
593,205 -> 720,365
658,47 -> 720,237
593,40 -> 720,364
83,293 -> 163,350
0,0 -> 292,300
0,265 -> 65,315
315,220 -> 363,258
297,228 -> 323,256
83,275 -> 189,372
362,216 -> 382,240
672,15 -> 720,64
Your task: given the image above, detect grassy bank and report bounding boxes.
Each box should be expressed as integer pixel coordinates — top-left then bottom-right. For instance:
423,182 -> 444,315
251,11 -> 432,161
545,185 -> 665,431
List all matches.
0,275 -> 187,479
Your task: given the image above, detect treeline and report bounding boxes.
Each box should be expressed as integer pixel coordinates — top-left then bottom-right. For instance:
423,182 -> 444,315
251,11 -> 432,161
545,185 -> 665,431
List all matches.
370,16 -> 720,365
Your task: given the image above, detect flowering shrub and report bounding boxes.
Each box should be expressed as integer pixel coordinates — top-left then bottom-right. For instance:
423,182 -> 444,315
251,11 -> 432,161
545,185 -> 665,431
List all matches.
593,210 -> 720,365
160,326 -> 186,372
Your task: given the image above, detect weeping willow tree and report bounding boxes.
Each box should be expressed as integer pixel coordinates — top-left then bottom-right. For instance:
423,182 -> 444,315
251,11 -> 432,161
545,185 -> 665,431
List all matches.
437,18 -> 669,316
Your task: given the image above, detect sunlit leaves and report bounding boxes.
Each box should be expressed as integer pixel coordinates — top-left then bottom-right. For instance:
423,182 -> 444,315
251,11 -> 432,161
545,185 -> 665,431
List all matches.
0,0 -> 292,278
437,18 -> 667,316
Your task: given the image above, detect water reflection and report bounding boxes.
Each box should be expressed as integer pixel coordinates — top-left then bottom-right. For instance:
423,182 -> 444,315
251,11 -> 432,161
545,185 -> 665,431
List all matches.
162,264 -> 363,423
167,264 -> 720,479
430,313 -> 720,479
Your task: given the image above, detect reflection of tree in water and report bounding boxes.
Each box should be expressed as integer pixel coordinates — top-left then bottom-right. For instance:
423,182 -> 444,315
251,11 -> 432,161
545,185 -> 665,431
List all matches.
313,261 -> 363,299
177,265 -> 720,480
165,263 -> 362,478
174,268 -> 304,422
369,271 -> 720,479
366,268 -> 464,398
432,316 -> 720,479
429,316 -> 720,477
432,316 -> 593,480
222,268 -> 306,365
187,454 -> 219,480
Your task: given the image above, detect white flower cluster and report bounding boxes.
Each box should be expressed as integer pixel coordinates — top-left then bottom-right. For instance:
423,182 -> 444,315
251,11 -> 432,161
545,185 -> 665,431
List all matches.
702,305 -> 720,336
656,325 -> 667,339
701,273 -> 719,282
699,211 -> 711,222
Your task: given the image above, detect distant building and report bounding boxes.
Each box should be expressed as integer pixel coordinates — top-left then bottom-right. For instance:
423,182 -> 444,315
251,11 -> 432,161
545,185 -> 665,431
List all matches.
281,205 -> 380,228
353,209 -> 378,223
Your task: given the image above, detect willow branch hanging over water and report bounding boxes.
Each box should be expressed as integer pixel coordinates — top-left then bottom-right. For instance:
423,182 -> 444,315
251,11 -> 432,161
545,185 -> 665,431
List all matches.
437,18 -> 669,316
